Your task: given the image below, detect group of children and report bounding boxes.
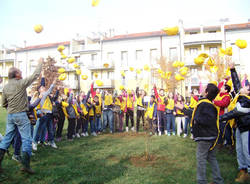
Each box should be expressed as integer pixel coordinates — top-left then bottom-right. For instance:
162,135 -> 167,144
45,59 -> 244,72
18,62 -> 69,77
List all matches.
2,61 -> 249,183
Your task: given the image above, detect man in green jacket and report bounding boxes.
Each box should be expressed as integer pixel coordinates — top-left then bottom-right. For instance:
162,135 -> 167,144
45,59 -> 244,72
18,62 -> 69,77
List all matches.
0,57 -> 43,174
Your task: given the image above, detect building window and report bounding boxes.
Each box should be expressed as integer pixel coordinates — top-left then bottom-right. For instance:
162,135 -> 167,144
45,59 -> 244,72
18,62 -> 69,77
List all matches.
29,60 -> 36,74
107,52 -> 114,61
135,50 -> 143,61
209,47 -> 217,54
91,54 -> 97,65
189,48 -> 198,56
190,32 -> 198,35
169,47 -> 178,61
150,49 -> 157,65
107,71 -> 114,80
121,51 -> 128,67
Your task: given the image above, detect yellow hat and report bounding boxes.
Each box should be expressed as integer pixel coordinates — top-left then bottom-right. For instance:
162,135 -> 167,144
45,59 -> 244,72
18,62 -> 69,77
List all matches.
58,68 -> 65,74
235,39 -> 247,49
210,81 -> 218,86
34,24 -> 43,33
163,26 -> 179,36
81,75 -> 88,80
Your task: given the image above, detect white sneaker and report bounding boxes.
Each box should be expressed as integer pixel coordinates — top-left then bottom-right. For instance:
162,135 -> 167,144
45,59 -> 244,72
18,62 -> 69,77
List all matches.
190,134 -> 193,139
110,131 -> 113,134
81,133 -> 86,137
72,134 -> 76,138
32,143 -> 37,151
50,141 -> 57,149
76,133 -> 80,138
91,132 -> 97,136
159,132 -> 162,136
154,133 -> 158,136
85,132 -> 89,136
183,134 -> 187,138
165,130 -> 168,135
126,127 -> 129,132
131,127 -> 135,132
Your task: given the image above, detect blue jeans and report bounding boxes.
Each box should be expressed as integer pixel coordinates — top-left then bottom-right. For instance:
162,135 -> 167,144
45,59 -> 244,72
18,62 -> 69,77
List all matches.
13,128 -> 21,155
83,118 -> 89,133
236,128 -> 250,173
184,117 -> 190,134
89,117 -> 95,133
103,110 -> 114,132
95,116 -> 102,132
166,113 -> 175,134
40,114 -> 54,142
0,112 -> 32,156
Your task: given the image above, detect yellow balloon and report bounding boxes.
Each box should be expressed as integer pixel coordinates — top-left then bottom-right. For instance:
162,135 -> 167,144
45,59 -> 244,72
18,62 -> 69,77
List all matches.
175,73 -> 184,81
129,67 -> 134,72
235,39 -> 247,49
207,57 -> 215,66
92,0 -> 100,7
179,67 -> 188,76
61,53 -> 67,59
198,53 -> 209,58
225,47 -> 232,56
179,61 -> 185,67
76,69 -> 81,75
121,71 -> 125,77
96,80 -> 103,87
158,68 -> 163,74
194,57 -> 205,65
219,48 -> 225,57
210,66 -> 218,73
103,63 -> 109,68
136,69 -> 141,74
81,75 -> 88,80
58,68 -> 65,74
73,63 -> 79,69
119,85 -> 125,90
144,64 -> 150,71
34,24 -> 43,33
94,72 -> 98,78
57,45 -> 65,52
163,26 -> 179,36
172,61 -> 179,68
58,73 -> 67,81
67,57 -> 75,63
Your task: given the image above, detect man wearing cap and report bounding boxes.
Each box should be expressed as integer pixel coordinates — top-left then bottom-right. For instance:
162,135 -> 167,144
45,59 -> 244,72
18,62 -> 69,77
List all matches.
0,57 -> 43,174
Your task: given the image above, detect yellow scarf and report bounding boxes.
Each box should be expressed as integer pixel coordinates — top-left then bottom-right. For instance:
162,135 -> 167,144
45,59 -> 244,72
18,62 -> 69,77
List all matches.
191,99 -> 220,151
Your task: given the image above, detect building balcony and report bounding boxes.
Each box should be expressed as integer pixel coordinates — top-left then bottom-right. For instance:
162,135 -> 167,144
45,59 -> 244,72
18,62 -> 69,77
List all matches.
72,43 -> 100,54
183,33 -> 222,45
93,79 -> 115,89
88,62 -> 115,70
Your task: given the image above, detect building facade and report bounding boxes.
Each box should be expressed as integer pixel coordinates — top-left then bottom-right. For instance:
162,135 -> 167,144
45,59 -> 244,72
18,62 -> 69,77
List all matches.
0,22 -> 250,102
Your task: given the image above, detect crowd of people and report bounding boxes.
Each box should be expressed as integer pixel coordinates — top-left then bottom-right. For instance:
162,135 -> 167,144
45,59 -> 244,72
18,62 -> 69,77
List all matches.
0,58 -> 249,184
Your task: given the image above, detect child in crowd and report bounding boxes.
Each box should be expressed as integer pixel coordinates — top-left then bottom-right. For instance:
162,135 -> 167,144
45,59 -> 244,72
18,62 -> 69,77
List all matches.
175,95 -> 185,136
191,83 -> 224,184
136,87 -> 146,132
144,95 -> 157,135
165,92 -> 175,136
125,90 -> 135,132
219,61 -> 250,183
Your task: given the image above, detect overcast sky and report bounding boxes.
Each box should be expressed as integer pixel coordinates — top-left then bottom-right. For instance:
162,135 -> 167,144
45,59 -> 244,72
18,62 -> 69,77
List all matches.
0,0 -> 250,48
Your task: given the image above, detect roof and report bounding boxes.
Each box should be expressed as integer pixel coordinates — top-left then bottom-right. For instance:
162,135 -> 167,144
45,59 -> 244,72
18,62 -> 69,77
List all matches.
104,22 -> 250,42
225,22 -> 250,30
16,41 -> 70,52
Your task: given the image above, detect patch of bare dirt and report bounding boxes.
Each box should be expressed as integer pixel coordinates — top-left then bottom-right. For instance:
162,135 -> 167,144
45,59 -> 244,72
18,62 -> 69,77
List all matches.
130,154 -> 159,167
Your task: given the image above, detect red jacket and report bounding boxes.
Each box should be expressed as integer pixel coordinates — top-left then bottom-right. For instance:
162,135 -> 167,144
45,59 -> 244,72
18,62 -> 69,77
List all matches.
153,87 -> 165,111
213,92 -> 231,115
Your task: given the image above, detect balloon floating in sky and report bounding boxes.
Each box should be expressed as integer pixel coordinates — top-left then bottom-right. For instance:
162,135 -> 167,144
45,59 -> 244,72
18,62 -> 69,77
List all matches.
225,47 -> 232,56
58,68 -> 65,74
58,73 -> 67,81
92,0 -> 100,7
34,24 -> 43,33
81,75 -> 88,80
235,39 -> 247,49
163,26 -> 179,36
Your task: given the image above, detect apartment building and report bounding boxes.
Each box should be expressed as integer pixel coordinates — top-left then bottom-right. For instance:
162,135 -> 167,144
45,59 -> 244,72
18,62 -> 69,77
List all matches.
0,22 -> 249,101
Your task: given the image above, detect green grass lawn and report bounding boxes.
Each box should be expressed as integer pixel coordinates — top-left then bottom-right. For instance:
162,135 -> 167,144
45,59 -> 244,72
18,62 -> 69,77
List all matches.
0,108 -> 240,184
